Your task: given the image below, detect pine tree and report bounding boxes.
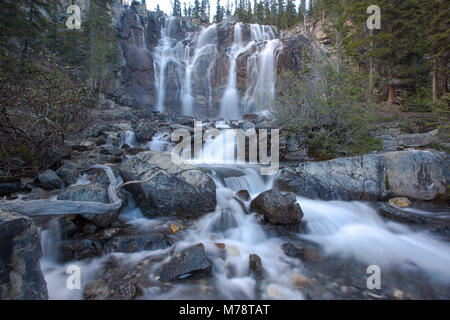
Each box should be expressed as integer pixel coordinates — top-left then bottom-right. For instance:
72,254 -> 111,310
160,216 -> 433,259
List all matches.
423,0 -> 450,100
173,0 -> 182,17
214,0 -> 224,23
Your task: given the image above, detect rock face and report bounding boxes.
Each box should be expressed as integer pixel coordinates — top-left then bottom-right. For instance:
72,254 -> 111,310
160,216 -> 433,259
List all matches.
119,151 -> 216,218
111,5 -> 309,118
278,150 -> 450,201
160,243 -> 212,281
250,189 -> 303,225
0,212 -> 48,300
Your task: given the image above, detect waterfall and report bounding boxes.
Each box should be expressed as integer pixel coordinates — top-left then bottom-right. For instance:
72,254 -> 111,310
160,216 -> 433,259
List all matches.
243,25 -> 282,114
181,24 -> 218,117
153,17 -> 181,113
151,17 -> 281,119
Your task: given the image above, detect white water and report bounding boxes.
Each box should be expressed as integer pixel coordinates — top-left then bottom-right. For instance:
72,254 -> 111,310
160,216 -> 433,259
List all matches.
153,17 -> 181,112
120,130 -> 136,148
41,120 -> 450,300
151,17 -> 281,118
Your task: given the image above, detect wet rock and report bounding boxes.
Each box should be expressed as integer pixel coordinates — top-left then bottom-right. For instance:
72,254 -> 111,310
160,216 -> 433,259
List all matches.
291,273 -> 311,288
237,120 -> 256,131
160,243 -> 212,281
389,197 -> 411,208
57,184 -> 118,228
0,183 -> 19,197
212,208 -> 239,232
59,233 -> 174,262
236,190 -> 251,201
135,121 -> 157,142
249,254 -> 264,280
56,162 -> 79,186
376,203 -> 426,225
119,151 -> 216,219
281,242 -> 304,258
281,242 -> 323,262
100,144 -> 124,156
38,169 -> 63,190
0,212 -> 48,300
250,190 -> 303,225
169,224 -> 180,235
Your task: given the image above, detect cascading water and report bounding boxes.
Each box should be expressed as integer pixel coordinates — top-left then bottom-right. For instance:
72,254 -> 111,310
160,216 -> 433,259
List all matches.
153,17 -> 181,113
218,23 -> 245,120
181,24 -> 218,117
243,25 -> 282,114
41,120 -> 450,300
151,16 -> 281,118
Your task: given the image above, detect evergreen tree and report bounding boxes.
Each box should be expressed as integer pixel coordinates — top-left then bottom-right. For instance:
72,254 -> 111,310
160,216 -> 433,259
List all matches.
172,0 -> 182,16
214,0 -> 225,23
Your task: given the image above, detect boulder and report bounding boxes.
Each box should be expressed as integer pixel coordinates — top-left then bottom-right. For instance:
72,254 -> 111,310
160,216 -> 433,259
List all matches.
135,121 -> 157,142
0,183 -> 19,197
57,184 -> 118,228
389,197 -> 411,208
236,190 -> 251,201
397,129 -> 439,148
56,162 -> 79,186
278,150 -> 449,201
100,144 -> 124,156
59,233 -> 173,263
83,256 -> 152,300
38,169 -> 63,190
383,151 -> 449,201
160,243 -> 212,281
119,151 -> 216,218
0,212 -> 48,300
250,190 -> 303,225
249,254 -> 264,280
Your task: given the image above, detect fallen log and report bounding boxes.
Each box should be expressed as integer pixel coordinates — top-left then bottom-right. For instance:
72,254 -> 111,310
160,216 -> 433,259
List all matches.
0,165 -> 123,217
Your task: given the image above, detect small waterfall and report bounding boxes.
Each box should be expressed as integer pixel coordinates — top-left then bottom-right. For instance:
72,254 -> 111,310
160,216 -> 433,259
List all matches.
151,17 -> 281,119
153,17 -> 180,112
219,23 -> 245,120
243,25 -> 282,114
136,14 -> 146,49
120,130 -> 136,148
181,24 -> 218,116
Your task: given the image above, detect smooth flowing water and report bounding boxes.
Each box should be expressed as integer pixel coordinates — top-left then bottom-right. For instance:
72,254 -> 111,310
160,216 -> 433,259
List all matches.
151,17 -> 281,118
41,126 -> 450,300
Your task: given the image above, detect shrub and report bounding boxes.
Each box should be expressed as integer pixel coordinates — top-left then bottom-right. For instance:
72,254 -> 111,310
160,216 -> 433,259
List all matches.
0,54 -> 97,180
271,55 -> 381,158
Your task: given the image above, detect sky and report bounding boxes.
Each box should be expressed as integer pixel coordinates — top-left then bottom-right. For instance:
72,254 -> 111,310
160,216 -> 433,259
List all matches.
137,1 -> 309,19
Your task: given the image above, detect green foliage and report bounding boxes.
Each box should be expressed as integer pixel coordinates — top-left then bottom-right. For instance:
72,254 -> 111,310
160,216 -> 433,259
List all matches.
0,54 -> 97,177
272,54 -> 382,158
85,0 -> 120,92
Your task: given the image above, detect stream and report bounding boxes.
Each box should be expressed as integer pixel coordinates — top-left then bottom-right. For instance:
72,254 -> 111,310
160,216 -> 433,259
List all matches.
40,129 -> 450,300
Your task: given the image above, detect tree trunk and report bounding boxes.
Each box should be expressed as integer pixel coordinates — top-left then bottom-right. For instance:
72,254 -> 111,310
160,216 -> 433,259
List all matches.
0,165 -> 123,217
388,36 -> 395,104
369,29 -> 374,96
443,74 -> 448,95
433,57 -> 438,101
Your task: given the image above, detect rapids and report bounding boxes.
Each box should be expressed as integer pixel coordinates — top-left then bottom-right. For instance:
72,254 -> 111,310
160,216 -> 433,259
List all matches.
40,127 -> 450,300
